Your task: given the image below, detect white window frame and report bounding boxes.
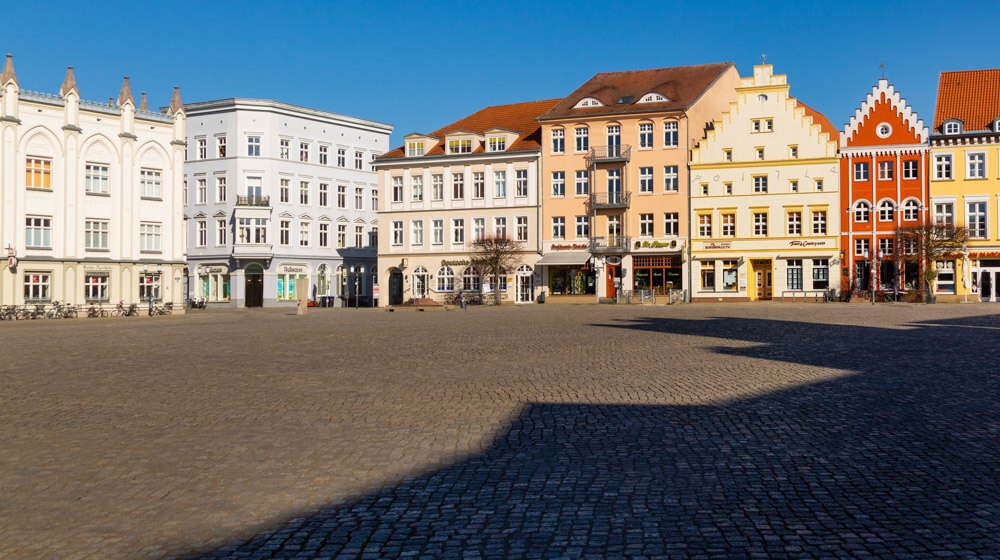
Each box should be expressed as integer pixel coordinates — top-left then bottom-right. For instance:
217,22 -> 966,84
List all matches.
663,121 -> 678,147
966,151 -> 987,179
551,128 -> 565,154
85,163 -> 109,194
552,216 -> 565,239
664,166 -> 678,192
638,123 -> 653,149
84,219 -> 109,250
934,153 -> 953,180
664,213 -> 678,236
854,162 -> 869,182
391,220 -> 403,246
966,198 -> 988,239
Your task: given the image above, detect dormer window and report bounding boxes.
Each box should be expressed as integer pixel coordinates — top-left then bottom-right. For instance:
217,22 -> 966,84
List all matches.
573,97 -> 604,109
994,119 -> 1000,133
406,142 -> 424,157
488,136 -> 506,152
943,120 -> 962,135
448,139 -> 472,154
637,92 -> 670,104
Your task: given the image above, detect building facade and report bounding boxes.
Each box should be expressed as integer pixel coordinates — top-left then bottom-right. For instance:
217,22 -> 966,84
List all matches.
689,65 -> 841,301
840,79 -> 929,297
1,55 -> 186,309
373,100 -> 558,306
929,69 -> 1000,302
183,99 -> 391,307
537,62 -> 740,302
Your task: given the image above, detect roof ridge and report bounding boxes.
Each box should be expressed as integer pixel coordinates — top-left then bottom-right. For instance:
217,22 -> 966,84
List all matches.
593,61 -> 733,77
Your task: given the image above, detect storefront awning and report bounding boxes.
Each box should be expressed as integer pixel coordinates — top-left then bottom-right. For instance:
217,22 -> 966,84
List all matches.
536,252 -> 592,266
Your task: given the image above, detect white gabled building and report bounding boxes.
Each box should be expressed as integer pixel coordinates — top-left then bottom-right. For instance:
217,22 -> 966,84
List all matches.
0,55 -> 186,309
182,98 -> 392,307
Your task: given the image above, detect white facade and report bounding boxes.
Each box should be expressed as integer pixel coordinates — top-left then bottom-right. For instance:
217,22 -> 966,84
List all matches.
0,56 -> 186,308
183,98 -> 392,307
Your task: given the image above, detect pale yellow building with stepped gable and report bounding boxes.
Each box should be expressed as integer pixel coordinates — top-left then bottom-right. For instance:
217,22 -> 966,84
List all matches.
689,65 -> 841,301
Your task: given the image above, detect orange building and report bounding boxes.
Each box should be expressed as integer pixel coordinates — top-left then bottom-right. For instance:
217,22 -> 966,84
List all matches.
840,79 -> 929,297
535,63 -> 739,302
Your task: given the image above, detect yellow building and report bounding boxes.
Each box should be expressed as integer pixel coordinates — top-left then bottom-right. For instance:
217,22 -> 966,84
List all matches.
689,65 -> 840,301
928,69 -> 1000,302
536,62 -> 739,302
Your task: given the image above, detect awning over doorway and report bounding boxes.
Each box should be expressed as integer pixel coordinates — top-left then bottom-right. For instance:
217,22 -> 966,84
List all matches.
535,252 -> 592,266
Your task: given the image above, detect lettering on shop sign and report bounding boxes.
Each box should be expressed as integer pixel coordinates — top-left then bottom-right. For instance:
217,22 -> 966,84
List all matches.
441,259 -> 470,266
703,242 -> 732,250
969,251 -> 1000,259
551,243 -> 588,250
789,240 -> 828,248
83,265 -> 113,271
280,266 -> 306,273
635,240 -> 677,249
204,266 -> 227,274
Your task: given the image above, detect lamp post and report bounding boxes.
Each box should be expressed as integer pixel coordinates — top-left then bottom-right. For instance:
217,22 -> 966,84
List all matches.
349,265 -> 355,308
144,263 -> 162,315
357,265 -> 365,309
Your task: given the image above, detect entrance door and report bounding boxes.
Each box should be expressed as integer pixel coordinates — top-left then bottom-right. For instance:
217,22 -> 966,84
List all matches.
413,271 -> 428,299
245,271 -> 263,307
606,265 -> 619,298
516,275 -> 533,303
752,260 -> 772,300
981,271 -> 994,302
389,270 -> 404,306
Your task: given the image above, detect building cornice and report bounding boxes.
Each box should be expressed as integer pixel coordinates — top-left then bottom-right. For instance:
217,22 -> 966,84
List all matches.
690,157 -> 838,170
839,144 -> 928,157
373,150 -> 540,169
182,98 -> 393,134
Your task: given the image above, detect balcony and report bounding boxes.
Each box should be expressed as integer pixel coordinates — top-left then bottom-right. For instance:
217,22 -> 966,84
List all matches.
232,243 -> 273,259
236,195 -> 270,207
585,144 -> 631,166
590,191 -> 631,210
589,236 -> 631,254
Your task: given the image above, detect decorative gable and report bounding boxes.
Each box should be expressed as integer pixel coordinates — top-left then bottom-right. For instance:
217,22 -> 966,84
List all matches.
842,79 -> 927,146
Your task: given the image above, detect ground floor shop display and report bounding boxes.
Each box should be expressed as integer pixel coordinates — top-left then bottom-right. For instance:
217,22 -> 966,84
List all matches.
1,260 -> 185,309
377,254 -> 540,306
188,258 -> 373,307
632,255 -> 682,294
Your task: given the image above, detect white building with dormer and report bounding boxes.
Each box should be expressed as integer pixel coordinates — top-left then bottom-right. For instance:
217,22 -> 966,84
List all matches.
0,54 -> 186,309
182,98 -> 392,307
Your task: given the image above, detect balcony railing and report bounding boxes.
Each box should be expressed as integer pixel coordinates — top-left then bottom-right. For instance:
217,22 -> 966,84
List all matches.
585,144 -> 631,166
236,195 -> 270,207
590,191 -> 631,209
589,236 -> 631,254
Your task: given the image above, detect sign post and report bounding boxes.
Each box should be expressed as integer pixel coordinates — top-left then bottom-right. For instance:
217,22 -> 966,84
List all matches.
295,277 -> 309,315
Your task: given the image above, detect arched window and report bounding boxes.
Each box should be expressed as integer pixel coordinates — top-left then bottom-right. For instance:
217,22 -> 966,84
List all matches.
336,265 -> 344,296
436,267 -> 454,292
902,199 -> 920,221
462,266 -> 481,291
317,264 -> 329,296
854,201 -> 871,223
517,265 -> 533,276
878,200 -> 896,222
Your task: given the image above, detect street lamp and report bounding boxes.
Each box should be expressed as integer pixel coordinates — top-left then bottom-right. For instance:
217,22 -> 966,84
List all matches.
357,265 -> 365,309
349,266 -> 355,308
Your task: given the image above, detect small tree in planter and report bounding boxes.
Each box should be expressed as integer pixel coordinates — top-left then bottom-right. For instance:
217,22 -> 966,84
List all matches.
471,235 -> 520,306
895,224 -> 968,303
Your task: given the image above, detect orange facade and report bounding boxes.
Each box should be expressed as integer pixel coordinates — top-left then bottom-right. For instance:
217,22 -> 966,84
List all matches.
840,81 -> 929,295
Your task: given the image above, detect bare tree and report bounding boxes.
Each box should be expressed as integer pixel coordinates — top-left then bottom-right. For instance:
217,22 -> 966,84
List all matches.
470,235 -> 520,305
895,224 -> 968,303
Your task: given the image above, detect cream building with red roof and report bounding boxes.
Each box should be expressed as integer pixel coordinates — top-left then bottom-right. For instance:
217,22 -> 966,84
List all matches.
689,64 -> 841,301
373,99 -> 558,306
928,68 -> 1000,302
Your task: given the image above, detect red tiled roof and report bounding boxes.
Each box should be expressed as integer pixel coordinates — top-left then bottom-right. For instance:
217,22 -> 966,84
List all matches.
539,62 -> 734,121
796,100 -> 838,140
933,69 -> 1000,131
378,99 -> 561,159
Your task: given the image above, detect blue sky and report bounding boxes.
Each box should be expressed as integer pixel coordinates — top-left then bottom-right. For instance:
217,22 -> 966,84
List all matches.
3,1 -> 998,146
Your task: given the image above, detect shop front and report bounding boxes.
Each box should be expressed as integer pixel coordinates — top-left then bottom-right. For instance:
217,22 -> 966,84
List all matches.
631,255 -> 683,295
968,254 -> 1000,302
536,249 -> 595,303
198,264 -> 231,303
276,263 -> 311,304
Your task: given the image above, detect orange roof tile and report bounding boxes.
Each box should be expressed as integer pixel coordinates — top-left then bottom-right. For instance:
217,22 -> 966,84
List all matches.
933,69 -> 1000,131
378,99 -> 561,160
539,62 -> 734,120
796,100 -> 838,140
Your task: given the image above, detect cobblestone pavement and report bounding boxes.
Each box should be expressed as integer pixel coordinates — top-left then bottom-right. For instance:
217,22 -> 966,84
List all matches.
1,303 -> 999,559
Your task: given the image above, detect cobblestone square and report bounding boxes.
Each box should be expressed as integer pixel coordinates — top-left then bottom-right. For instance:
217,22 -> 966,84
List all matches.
2,303 -> 999,559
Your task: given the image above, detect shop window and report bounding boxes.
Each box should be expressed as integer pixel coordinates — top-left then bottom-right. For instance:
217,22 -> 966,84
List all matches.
548,267 -> 595,295
722,260 -> 738,291
700,261 -> 716,291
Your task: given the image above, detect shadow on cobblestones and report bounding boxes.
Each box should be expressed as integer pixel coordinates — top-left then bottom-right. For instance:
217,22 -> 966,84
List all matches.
183,314 -> 1000,559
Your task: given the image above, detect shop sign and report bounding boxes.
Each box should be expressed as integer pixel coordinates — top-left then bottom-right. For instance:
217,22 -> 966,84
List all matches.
441,259 -> 470,266
279,265 -> 308,274
634,240 -> 678,250
789,240 -> 828,248
83,265 -> 113,271
203,266 -> 228,274
606,256 -> 622,265
969,251 -> 1000,259
551,243 -> 588,250
703,242 -> 732,250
